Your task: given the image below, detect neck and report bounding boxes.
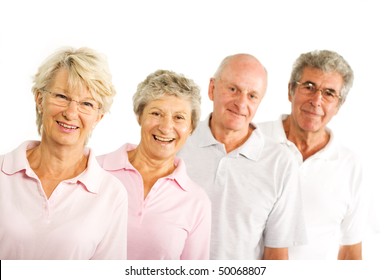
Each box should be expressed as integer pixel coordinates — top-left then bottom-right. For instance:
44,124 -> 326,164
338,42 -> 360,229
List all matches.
128,146 -> 175,178
128,146 -> 176,199
283,116 -> 330,161
209,116 -> 254,153
27,141 -> 87,179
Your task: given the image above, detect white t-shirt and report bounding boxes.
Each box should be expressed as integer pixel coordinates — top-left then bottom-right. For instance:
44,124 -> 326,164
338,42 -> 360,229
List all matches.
258,115 -> 366,259
178,116 -> 307,260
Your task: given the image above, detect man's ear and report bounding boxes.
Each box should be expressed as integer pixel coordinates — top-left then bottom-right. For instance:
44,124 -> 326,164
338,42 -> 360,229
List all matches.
288,83 -> 293,102
208,78 -> 215,101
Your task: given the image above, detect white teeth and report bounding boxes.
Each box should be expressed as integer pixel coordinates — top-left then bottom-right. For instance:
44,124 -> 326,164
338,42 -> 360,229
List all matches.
58,122 -> 77,129
154,135 -> 174,142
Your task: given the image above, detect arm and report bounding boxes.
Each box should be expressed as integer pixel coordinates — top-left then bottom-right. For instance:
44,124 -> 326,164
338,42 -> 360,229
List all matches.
337,242 -> 362,260
338,157 -> 365,260
262,159 -> 307,259
92,185 -> 128,260
262,247 -> 288,260
180,199 -> 212,260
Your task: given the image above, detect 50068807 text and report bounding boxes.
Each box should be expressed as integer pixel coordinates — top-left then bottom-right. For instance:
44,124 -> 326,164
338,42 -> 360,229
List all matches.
218,266 -> 266,276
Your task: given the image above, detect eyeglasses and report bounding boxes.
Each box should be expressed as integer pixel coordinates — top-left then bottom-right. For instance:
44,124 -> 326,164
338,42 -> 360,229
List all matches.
295,81 -> 341,103
42,89 -> 101,115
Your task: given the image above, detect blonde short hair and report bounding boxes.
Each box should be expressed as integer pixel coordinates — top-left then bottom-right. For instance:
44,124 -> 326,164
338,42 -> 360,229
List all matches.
31,47 -> 116,134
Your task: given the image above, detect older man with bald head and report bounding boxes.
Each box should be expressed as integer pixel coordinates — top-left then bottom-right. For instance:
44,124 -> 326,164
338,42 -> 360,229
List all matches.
179,54 -> 307,260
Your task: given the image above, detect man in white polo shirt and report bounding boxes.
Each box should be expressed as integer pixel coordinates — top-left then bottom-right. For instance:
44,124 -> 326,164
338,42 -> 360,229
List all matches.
258,50 -> 366,259
178,53 -> 307,259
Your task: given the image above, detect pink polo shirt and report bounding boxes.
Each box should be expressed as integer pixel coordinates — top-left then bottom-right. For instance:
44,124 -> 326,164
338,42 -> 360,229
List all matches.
97,143 -> 211,260
0,141 -> 128,260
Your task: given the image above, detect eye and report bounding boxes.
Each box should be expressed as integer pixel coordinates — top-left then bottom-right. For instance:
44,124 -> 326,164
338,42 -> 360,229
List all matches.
80,101 -> 95,108
228,86 -> 237,93
174,114 -> 185,121
324,89 -> 337,98
303,83 -> 315,91
249,93 -> 258,100
54,93 -> 69,100
150,111 -> 161,117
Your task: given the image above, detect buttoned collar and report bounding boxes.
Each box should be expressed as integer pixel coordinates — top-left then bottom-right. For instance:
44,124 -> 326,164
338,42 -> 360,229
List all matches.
275,114 -> 339,161
193,114 -> 265,161
100,143 -> 191,192
2,140 -> 103,194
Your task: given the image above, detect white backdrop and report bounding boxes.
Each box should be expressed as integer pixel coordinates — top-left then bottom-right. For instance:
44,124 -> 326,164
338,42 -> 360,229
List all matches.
0,0 -> 388,264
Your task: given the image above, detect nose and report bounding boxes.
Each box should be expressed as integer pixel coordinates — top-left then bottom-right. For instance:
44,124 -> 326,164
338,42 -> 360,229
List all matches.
234,91 -> 247,108
309,89 -> 323,107
63,100 -> 79,119
158,116 -> 173,133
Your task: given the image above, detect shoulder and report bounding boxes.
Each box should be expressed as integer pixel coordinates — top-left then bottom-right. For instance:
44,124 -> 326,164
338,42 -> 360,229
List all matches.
254,127 -> 292,159
96,143 -> 136,169
334,143 -> 363,177
257,116 -> 286,140
100,170 -> 128,195
175,159 -> 211,203
0,141 -> 39,175
257,119 -> 279,131
85,148 -> 128,198
184,176 -> 212,213
329,133 -> 362,166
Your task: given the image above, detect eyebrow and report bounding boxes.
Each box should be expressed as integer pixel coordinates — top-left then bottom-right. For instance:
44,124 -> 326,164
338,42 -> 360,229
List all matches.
221,80 -> 260,95
51,88 -> 96,100
301,80 -> 316,85
301,80 -> 337,91
149,107 -> 189,114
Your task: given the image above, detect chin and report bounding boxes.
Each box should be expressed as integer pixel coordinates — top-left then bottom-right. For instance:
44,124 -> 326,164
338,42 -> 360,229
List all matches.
54,137 -> 83,147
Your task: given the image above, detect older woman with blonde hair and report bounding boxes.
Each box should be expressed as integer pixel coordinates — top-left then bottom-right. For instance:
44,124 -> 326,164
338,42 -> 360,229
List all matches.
98,69 -> 211,260
0,47 -> 128,259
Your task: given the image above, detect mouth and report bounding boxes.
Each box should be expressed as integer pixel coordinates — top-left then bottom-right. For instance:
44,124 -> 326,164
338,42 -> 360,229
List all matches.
302,110 -> 324,117
228,109 -> 246,117
57,121 -> 79,130
153,135 -> 175,143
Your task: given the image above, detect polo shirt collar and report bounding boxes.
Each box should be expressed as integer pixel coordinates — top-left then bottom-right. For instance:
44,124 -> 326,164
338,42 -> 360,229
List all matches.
196,115 -> 220,148
75,148 -> 102,194
196,115 -> 265,161
165,157 -> 191,192
2,140 -> 103,194
237,124 -> 265,161
100,143 -> 189,192
2,141 -> 39,175
99,143 -> 136,171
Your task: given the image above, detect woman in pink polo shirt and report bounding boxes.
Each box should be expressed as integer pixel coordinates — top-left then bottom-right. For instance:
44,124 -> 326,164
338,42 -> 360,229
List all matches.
98,70 -> 211,259
0,47 -> 128,259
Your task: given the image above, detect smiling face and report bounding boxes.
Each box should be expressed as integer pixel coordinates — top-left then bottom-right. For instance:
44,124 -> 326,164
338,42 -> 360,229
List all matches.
289,67 -> 343,134
138,94 -> 193,161
36,68 -> 103,149
208,55 -> 267,136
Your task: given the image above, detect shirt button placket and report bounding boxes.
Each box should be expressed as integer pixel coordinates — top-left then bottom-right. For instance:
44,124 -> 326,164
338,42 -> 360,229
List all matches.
215,157 -> 228,186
